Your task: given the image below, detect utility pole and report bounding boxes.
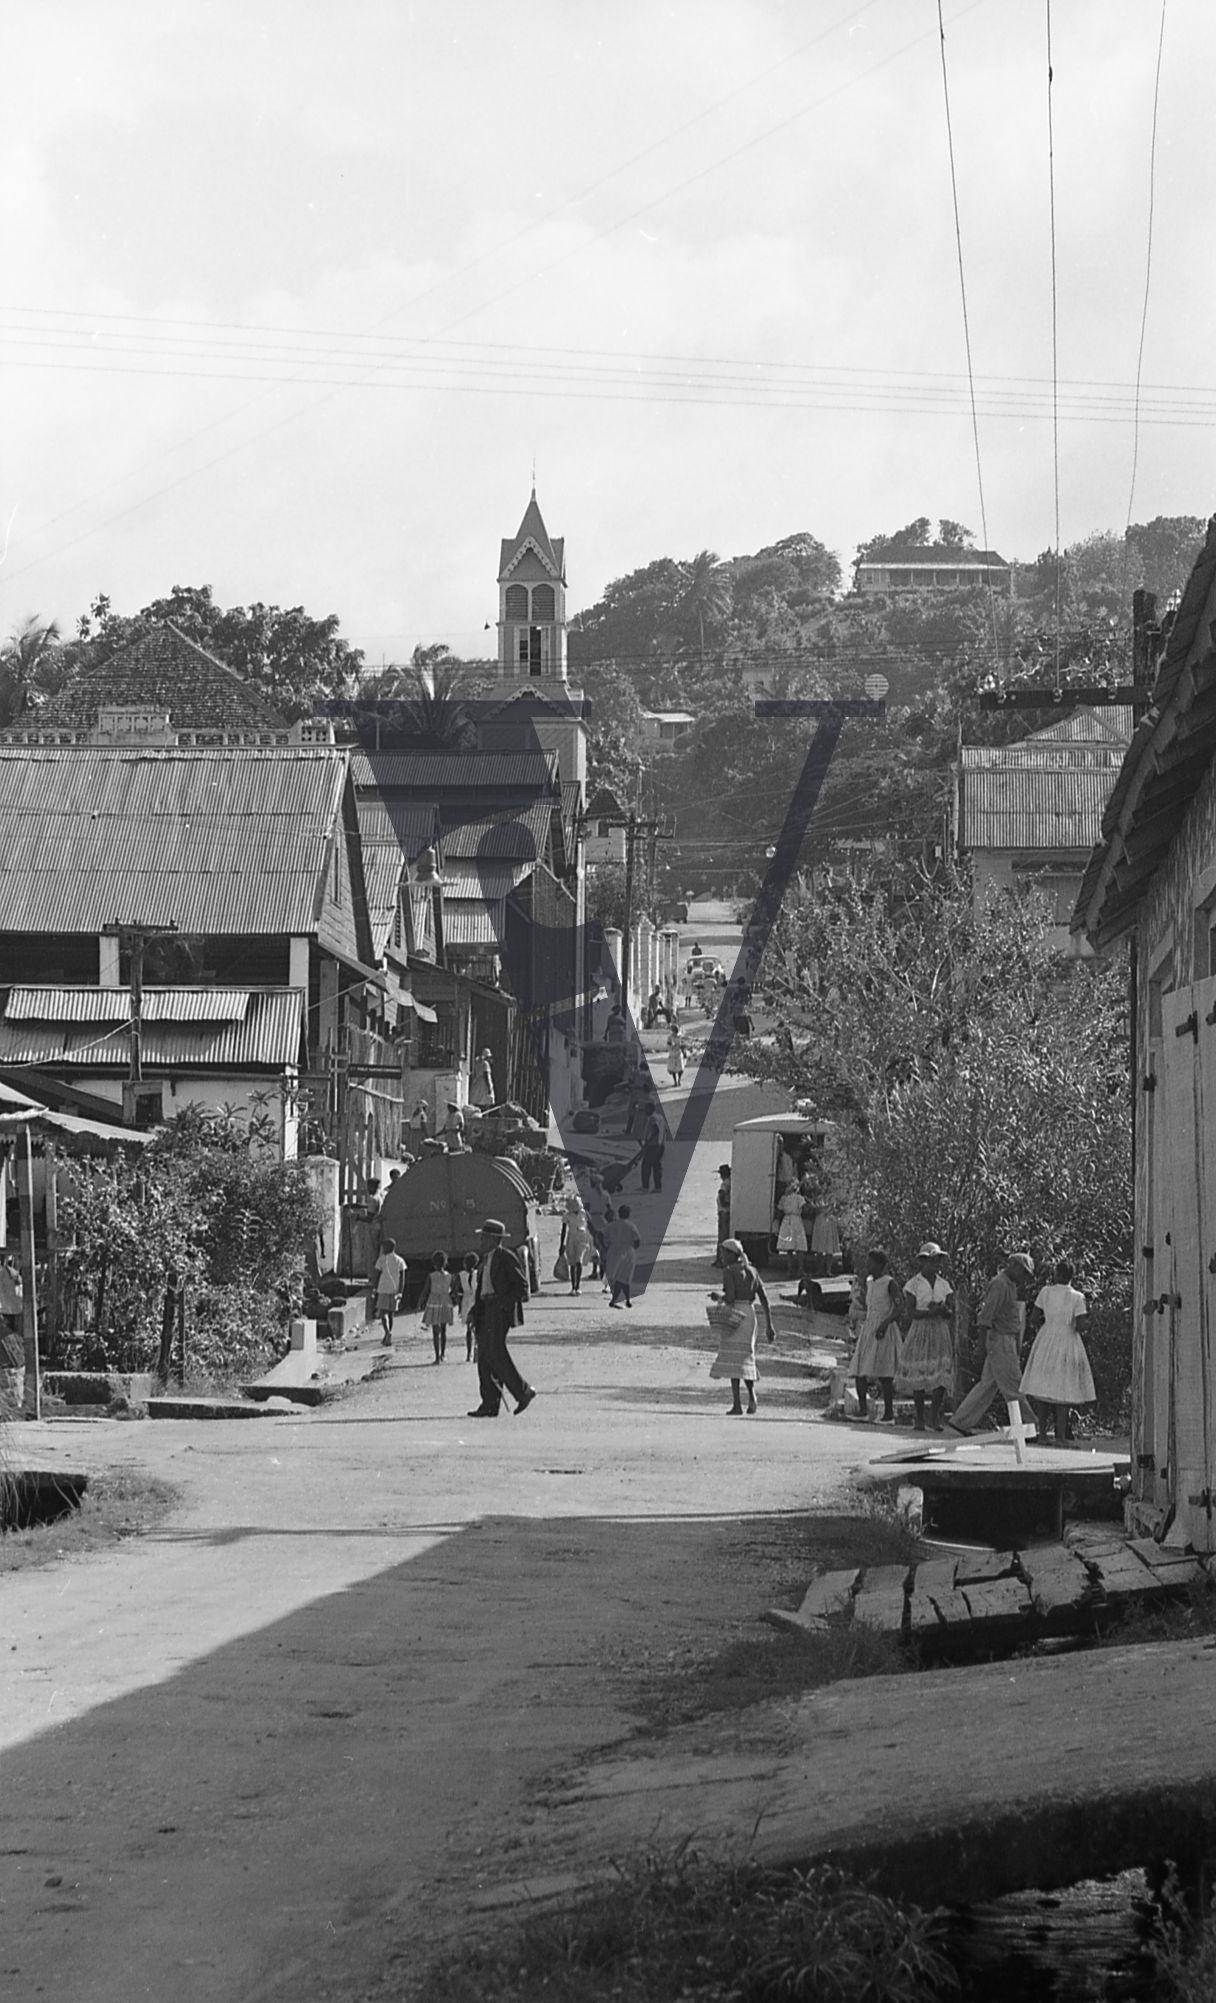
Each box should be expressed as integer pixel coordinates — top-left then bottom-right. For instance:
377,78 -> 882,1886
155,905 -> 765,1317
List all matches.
102,921 -> 178,1120
616,805 -> 671,1016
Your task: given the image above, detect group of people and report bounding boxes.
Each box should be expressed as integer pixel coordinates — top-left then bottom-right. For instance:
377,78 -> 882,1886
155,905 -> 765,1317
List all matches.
374,1218 -> 536,1420
558,1185 -> 642,1309
846,1241 -> 1096,1440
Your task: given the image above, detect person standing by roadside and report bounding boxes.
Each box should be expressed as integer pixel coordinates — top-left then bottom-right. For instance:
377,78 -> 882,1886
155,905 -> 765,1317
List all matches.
639,1104 -> 666,1192
0,1254 -> 23,1417
559,1196 -> 592,1295
666,1024 -> 686,1088
467,1219 -> 535,1418
898,1242 -> 955,1432
708,1239 -> 775,1416
948,1251 -> 1036,1437
848,1249 -> 903,1424
373,1237 -> 407,1346
1019,1258 -> 1095,1443
469,1049 -> 496,1111
604,1203 -> 641,1308
713,1165 -> 732,1267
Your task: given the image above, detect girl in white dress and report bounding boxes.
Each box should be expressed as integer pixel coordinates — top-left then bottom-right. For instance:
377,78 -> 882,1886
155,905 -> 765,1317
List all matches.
848,1250 -> 903,1423
897,1243 -> 955,1432
1020,1258 -> 1095,1442
775,1185 -> 807,1270
666,1027 -> 687,1087
418,1250 -> 454,1363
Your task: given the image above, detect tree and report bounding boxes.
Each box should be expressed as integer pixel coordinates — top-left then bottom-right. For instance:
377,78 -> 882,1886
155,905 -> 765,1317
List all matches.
585,862 -> 629,932
738,864 -> 1131,1411
1125,515 -> 1207,602
680,548 -> 732,661
937,519 -> 974,548
66,585 -> 364,717
0,615 -> 62,727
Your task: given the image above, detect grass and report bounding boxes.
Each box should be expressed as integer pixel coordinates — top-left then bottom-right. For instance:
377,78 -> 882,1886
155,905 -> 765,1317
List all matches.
0,1464 -> 179,1574
631,1491 -> 922,1731
414,1850 -> 957,2003
1095,1573 -> 1216,1650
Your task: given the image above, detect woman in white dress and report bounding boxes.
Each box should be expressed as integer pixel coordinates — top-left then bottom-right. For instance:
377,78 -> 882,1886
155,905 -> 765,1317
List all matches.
469,1049 -> 496,1110
897,1241 -> 955,1432
775,1185 -> 808,1273
848,1249 -> 903,1423
708,1240 -> 774,1415
1020,1258 -> 1095,1443
666,1026 -> 687,1087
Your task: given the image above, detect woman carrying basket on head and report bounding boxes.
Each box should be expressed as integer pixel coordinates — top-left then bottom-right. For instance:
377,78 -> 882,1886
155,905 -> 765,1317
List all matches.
708,1239 -> 774,1416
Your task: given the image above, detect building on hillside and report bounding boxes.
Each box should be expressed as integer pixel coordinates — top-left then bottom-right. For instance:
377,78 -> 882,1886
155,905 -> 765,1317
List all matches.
1,620 -> 295,744
584,787 -> 628,866
956,707 -> 1133,954
854,545 -> 1013,596
0,731 -> 412,1188
639,710 -> 695,751
1073,518 -> 1216,1548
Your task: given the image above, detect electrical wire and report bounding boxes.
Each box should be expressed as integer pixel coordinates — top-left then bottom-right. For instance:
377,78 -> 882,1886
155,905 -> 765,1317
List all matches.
1123,0 -> 1169,589
0,0 -> 988,597
1046,0 -> 1062,689
935,0 -> 1001,674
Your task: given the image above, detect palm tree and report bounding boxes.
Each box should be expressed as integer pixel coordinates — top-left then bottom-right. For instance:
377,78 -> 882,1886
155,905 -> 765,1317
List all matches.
385,648 -> 480,749
0,615 -> 62,728
680,551 -> 731,663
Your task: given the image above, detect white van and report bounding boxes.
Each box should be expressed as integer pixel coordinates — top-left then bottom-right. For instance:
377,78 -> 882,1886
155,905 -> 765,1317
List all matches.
729,1113 -> 832,1271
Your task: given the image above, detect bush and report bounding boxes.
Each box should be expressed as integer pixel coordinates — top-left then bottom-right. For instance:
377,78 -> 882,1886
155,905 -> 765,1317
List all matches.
58,1107 -> 322,1379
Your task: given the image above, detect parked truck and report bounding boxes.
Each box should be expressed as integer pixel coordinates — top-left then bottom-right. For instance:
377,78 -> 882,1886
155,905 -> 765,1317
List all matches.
729,1114 -> 850,1307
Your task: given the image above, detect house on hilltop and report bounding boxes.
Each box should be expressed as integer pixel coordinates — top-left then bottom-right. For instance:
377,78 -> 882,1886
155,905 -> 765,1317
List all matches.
1073,516 -> 1216,1548
855,544 -> 1013,596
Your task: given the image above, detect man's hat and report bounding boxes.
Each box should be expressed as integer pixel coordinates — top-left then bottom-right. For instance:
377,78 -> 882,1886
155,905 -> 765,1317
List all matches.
720,1238 -> 744,1257
918,1241 -> 945,1258
718,1163 -> 731,1175
480,1217 -> 505,1235
1008,1250 -> 1035,1274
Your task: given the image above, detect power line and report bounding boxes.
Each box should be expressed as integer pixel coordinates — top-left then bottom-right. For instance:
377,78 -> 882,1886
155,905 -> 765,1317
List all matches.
1124,0 -> 1169,562
0,0 -> 987,598
935,0 -> 1000,673
1046,0 -> 1062,689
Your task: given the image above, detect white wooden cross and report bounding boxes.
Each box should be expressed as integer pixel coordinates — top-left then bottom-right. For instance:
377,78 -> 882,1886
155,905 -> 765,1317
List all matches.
1004,1398 -> 1036,1467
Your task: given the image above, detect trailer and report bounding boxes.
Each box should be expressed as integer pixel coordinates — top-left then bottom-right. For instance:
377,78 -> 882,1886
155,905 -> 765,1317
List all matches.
377,1152 -> 540,1306
729,1113 -> 834,1274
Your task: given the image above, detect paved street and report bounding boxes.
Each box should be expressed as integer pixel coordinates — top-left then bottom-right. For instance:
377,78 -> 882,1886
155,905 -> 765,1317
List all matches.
0,1064 -> 889,2003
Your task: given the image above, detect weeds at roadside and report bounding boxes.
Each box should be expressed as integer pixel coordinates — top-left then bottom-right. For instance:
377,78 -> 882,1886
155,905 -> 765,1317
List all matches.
629,1497 -> 922,1730
414,1849 -> 956,2003
0,1467 -> 178,1575
1094,1574 -> 1216,1651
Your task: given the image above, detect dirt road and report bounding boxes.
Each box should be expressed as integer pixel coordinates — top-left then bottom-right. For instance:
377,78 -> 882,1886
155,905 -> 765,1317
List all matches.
1,1077 -> 893,2003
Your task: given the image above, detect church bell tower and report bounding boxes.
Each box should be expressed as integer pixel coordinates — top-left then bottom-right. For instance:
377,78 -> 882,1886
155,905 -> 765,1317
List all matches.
497,488 -> 567,683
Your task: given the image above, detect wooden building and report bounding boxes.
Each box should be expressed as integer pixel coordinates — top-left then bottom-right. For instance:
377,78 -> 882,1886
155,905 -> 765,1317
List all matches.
1074,515 -> 1216,1547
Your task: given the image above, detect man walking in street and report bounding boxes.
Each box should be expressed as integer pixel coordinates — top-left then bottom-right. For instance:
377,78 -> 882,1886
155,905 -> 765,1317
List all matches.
947,1250 -> 1036,1436
639,1103 -> 667,1192
467,1218 -> 536,1419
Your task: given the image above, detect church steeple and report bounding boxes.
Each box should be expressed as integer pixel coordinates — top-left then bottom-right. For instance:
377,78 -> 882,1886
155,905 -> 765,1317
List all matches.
497,488 -> 567,683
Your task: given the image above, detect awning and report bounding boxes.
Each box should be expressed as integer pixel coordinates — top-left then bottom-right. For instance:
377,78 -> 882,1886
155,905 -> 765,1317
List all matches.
403,996 -> 438,1024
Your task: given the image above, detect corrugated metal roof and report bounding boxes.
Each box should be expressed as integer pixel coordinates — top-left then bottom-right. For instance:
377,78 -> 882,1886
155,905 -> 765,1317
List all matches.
0,988 -> 303,1069
438,804 -> 551,859
5,987 -> 254,1023
441,906 -> 503,947
962,768 -> 1117,852
440,865 -> 533,896
0,748 -> 344,934
352,750 -> 557,791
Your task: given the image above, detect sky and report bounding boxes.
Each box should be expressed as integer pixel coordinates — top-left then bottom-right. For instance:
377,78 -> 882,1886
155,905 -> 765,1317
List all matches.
1,0 -> 1212,665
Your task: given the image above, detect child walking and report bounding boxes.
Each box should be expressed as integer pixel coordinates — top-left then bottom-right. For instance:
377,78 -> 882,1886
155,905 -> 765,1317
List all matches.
455,1251 -> 479,1361
418,1250 -> 454,1362
373,1237 -> 407,1346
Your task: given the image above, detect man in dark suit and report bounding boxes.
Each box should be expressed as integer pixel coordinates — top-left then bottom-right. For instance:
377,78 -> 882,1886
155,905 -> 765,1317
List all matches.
467,1218 -> 536,1419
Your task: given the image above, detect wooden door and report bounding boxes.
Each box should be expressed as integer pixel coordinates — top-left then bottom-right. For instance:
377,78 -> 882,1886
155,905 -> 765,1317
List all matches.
1190,974 -> 1216,1549
1161,986 -> 1213,1549
1142,1016 -> 1170,1506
